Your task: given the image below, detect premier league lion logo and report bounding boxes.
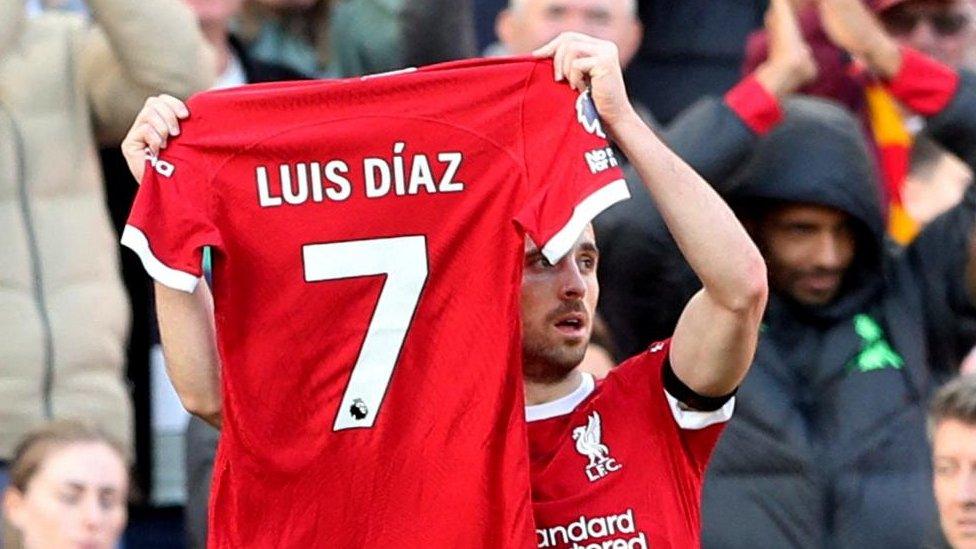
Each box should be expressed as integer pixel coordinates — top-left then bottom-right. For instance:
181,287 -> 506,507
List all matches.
350,398 -> 369,420
576,90 -> 607,139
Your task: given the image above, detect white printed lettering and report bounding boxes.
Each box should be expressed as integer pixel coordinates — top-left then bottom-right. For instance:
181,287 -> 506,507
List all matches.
364,158 -> 391,198
256,166 -> 283,207
407,155 -> 437,195
437,152 -> 465,192
282,163 -> 310,205
324,160 -> 352,201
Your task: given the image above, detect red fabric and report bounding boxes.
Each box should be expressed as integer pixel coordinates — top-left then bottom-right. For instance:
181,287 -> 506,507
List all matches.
886,47 -> 959,115
528,340 -> 728,549
879,143 -> 910,203
724,75 -> 783,135
124,57 -> 627,548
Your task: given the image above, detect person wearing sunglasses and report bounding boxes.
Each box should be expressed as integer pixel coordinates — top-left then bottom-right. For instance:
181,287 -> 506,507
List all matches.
876,0 -> 975,68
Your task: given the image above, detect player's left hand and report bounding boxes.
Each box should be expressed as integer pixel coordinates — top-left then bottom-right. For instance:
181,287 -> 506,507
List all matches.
533,32 -> 638,133
121,94 -> 189,183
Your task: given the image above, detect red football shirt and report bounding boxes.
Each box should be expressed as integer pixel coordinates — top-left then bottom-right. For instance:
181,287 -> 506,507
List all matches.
526,340 -> 734,549
122,57 -> 627,547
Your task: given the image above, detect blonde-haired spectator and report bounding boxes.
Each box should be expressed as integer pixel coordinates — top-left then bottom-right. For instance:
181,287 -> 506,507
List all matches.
0,0 -> 211,537
2,420 -> 130,549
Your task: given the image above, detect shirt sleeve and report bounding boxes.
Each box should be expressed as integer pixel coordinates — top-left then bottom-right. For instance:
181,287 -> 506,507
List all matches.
884,46 -> 959,116
120,135 -> 222,293
618,339 -> 734,473
723,74 -> 783,135
514,60 -> 630,264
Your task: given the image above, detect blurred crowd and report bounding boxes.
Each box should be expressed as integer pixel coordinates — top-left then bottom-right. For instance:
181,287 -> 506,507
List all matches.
2,0 -> 976,547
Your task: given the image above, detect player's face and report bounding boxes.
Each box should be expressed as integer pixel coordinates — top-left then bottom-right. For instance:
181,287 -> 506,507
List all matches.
3,443 -> 128,549
520,226 -> 599,382
498,0 -> 640,65
932,418 -> 976,549
881,0 -> 974,67
756,204 -> 856,307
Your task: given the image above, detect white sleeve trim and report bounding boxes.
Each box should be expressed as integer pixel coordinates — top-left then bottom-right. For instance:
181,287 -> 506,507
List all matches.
121,225 -> 201,293
665,390 -> 735,430
541,178 -> 630,263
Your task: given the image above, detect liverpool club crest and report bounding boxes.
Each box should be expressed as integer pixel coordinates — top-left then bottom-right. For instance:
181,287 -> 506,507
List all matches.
572,411 -> 622,482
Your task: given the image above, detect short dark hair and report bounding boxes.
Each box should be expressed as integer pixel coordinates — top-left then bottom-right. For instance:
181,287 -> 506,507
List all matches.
928,374 -> 976,440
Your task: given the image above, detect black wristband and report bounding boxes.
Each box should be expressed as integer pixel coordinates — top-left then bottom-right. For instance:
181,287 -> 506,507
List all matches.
662,361 -> 737,412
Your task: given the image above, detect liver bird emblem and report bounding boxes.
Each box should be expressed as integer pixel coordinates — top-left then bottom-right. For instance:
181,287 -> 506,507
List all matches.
572,411 -> 610,467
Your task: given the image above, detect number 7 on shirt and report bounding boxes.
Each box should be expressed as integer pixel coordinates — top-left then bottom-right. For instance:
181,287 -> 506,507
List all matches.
302,235 -> 429,431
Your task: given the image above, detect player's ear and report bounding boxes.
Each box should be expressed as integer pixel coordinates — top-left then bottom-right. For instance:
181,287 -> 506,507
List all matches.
496,8 -> 516,49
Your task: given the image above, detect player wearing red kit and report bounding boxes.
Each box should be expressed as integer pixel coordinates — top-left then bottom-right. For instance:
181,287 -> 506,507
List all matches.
520,33 -> 769,548
528,340 -> 734,548
120,54 -> 627,546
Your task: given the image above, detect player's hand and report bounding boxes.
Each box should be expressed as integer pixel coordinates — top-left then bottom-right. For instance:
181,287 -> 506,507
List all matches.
815,0 -> 902,77
755,0 -> 818,98
121,94 -> 189,183
533,32 -> 638,133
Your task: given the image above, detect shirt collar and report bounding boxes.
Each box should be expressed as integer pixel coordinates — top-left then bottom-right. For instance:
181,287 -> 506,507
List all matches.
525,373 -> 595,422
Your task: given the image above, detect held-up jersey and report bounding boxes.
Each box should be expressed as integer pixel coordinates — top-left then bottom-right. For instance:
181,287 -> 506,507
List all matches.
526,340 -> 735,549
121,56 -> 628,548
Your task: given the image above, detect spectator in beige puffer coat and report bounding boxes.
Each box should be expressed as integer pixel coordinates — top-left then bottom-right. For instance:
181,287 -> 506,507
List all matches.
0,0 -> 211,488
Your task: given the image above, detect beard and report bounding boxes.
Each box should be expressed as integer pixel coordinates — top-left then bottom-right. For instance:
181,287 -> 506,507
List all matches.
522,339 -> 587,384
778,266 -> 846,306
521,297 -> 592,383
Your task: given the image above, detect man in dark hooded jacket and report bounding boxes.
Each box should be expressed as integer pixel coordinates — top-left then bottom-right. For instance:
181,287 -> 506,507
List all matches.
703,2 -> 976,545
595,0 -> 976,546
703,94 -> 976,549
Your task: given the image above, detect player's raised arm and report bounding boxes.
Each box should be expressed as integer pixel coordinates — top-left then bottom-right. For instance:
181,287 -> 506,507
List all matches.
535,33 -> 768,398
155,283 -> 223,429
121,97 -> 222,428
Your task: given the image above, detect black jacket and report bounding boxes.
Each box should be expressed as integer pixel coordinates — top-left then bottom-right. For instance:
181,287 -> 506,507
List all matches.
595,95 -> 758,357
596,75 -> 976,546
627,0 -> 766,124
702,94 -> 976,549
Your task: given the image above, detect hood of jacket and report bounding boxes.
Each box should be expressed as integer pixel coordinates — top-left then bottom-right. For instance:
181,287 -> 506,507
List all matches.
728,96 -> 886,322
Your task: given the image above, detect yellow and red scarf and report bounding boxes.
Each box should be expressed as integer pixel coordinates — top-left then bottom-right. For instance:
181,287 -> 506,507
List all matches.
865,83 -> 918,244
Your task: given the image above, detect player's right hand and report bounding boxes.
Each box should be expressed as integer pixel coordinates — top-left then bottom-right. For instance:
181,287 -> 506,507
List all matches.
121,94 -> 189,183
532,32 -> 638,136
